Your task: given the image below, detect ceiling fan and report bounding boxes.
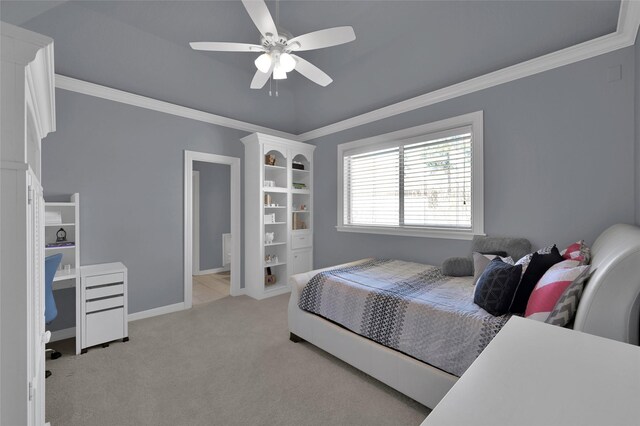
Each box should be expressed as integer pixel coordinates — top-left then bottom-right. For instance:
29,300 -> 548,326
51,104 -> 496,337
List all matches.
190,0 -> 356,89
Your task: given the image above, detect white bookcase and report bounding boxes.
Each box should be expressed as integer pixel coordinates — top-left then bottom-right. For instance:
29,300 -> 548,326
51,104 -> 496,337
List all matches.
44,193 -> 80,291
242,133 -> 315,300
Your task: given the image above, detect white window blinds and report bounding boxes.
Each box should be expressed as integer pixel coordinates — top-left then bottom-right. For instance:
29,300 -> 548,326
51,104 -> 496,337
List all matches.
344,147 -> 399,226
343,126 -> 473,232
403,131 -> 472,230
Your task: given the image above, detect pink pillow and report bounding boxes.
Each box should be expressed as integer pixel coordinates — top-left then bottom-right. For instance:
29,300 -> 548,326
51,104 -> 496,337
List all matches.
560,240 -> 590,264
524,260 -> 590,322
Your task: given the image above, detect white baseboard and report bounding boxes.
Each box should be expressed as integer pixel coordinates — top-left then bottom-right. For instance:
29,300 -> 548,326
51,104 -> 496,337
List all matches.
128,302 -> 186,322
50,327 -> 76,342
195,266 -> 230,276
230,286 -> 246,297
50,302 -> 187,342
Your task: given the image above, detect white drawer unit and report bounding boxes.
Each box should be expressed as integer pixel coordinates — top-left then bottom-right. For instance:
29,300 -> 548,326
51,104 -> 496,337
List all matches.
79,262 -> 128,354
291,231 -> 313,249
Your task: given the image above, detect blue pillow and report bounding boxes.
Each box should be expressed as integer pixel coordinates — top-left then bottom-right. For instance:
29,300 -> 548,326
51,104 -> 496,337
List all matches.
474,258 -> 522,316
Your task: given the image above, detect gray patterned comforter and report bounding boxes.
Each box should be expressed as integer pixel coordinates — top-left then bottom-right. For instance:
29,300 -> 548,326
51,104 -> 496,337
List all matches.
298,259 -> 510,377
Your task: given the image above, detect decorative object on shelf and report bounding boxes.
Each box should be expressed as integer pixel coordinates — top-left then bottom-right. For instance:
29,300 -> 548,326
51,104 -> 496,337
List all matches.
56,228 -> 67,243
264,268 -> 277,285
265,193 -> 272,206
293,182 -> 307,189
265,154 -> 277,166
264,180 -> 276,187
292,161 -> 305,170
45,210 -> 62,225
298,204 -> 307,211
264,213 -> 276,224
265,232 -> 275,244
293,216 -> 307,230
265,254 -> 279,264
64,264 -> 71,274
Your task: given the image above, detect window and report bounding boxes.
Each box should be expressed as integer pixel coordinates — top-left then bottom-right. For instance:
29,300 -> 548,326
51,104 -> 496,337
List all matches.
337,111 -> 484,240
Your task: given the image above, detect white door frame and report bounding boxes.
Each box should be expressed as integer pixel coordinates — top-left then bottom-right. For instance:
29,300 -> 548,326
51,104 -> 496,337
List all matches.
184,150 -> 242,308
192,170 -> 200,274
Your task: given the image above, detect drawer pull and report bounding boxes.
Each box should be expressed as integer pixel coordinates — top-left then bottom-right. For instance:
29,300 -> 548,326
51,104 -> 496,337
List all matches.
86,306 -> 122,315
86,282 -> 124,289
86,283 -> 124,300
86,295 -> 124,313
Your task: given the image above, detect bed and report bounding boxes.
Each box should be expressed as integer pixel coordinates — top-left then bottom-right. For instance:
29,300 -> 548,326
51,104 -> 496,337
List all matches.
288,223 -> 640,408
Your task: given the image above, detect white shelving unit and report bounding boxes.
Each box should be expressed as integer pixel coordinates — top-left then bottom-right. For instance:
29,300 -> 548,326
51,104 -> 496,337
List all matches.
242,133 -> 315,300
44,194 -> 80,291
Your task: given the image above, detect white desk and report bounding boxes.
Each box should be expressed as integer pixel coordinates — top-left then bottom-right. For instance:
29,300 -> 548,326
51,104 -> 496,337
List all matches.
422,316 -> 640,426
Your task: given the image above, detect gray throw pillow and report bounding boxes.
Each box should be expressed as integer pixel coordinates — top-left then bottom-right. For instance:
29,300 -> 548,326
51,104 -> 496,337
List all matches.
474,259 -> 523,316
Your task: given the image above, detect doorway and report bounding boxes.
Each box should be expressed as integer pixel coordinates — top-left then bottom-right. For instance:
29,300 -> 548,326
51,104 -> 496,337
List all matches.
184,151 -> 241,309
192,165 -> 232,304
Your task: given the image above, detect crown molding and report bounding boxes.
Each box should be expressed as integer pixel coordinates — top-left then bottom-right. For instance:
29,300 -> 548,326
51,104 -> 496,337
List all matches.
54,75 -> 301,141
52,1 -> 640,143
297,0 -> 640,142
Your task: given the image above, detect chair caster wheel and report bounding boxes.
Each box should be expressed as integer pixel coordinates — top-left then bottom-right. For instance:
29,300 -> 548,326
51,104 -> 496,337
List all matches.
123,337 -> 129,342
102,343 -> 109,348
81,348 -> 88,354
51,351 -> 62,360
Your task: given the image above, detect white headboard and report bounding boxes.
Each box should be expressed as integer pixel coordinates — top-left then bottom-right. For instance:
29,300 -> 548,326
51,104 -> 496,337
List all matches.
573,224 -> 640,345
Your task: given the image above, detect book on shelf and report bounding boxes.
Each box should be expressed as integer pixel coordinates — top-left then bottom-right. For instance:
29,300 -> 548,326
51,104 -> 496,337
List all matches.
46,241 -> 75,248
292,182 -> 307,189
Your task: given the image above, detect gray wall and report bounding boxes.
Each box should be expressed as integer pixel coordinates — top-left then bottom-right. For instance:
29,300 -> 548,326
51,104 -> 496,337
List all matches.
193,161 -> 231,271
44,90 -> 246,331
309,47 -> 636,270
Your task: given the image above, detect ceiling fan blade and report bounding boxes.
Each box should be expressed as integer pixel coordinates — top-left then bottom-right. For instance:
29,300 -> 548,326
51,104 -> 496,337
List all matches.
190,42 -> 265,52
241,0 -> 278,40
288,26 -> 355,52
250,63 -> 274,89
291,55 -> 333,87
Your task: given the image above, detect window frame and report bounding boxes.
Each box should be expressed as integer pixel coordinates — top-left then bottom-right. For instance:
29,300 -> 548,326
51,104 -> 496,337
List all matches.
336,111 -> 484,240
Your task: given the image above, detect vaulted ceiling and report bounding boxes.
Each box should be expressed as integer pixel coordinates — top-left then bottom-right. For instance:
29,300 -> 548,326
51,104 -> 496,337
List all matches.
1,1 -> 621,134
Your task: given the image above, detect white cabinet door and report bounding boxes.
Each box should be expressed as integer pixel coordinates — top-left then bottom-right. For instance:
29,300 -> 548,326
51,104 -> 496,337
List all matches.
291,249 -> 312,275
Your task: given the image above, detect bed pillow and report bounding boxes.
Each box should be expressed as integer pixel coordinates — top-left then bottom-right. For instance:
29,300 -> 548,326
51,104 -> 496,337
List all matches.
525,260 -> 590,322
474,259 -> 522,316
514,245 -> 555,275
509,246 -> 564,314
473,252 -> 514,285
560,240 -> 591,264
545,268 -> 592,327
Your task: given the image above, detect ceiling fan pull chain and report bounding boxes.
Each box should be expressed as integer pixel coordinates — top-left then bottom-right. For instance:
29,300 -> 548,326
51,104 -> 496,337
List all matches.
269,77 -> 272,96
276,80 -> 279,97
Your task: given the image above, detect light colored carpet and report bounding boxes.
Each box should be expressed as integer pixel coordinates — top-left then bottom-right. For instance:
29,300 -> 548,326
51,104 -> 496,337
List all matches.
46,294 -> 430,426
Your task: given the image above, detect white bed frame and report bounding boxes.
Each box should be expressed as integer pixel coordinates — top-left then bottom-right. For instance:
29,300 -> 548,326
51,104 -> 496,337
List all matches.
288,223 -> 640,408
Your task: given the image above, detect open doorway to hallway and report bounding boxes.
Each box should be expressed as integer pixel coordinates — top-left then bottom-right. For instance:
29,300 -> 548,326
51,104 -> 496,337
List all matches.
191,162 -> 231,305
184,150 -> 241,308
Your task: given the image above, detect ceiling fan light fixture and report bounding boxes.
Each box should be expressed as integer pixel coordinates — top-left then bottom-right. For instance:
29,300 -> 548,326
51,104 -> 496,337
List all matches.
279,52 -> 296,72
255,53 -> 272,73
273,64 -> 287,80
